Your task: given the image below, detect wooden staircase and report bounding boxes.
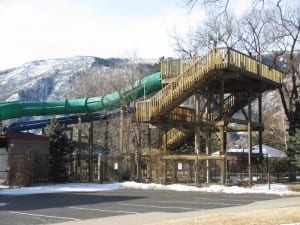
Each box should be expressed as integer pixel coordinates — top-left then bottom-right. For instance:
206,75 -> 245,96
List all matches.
136,48 -> 281,123
136,48 -> 228,122
166,128 -> 194,150
166,93 -> 248,124
135,47 -> 282,151
165,93 -> 248,150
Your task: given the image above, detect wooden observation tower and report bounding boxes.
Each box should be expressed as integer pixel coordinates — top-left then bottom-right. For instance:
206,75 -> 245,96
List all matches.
135,48 -> 282,186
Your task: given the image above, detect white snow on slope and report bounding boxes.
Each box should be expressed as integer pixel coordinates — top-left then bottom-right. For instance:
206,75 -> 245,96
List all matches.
0,56 -> 96,102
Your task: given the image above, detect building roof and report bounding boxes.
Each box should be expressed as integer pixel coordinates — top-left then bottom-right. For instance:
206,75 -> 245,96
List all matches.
0,133 -> 49,141
212,144 -> 287,158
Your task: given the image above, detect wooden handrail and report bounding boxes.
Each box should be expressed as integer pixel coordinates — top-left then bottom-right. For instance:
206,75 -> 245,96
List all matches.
227,49 -> 282,83
136,48 -> 282,123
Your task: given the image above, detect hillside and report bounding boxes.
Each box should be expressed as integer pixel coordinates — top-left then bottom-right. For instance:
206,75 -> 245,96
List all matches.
0,56 -> 153,102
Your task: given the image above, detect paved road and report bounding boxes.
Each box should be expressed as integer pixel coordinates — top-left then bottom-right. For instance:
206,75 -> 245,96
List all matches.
0,189 -> 283,225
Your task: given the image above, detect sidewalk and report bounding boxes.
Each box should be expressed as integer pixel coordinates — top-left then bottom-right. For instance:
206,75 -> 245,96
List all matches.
49,196 -> 300,225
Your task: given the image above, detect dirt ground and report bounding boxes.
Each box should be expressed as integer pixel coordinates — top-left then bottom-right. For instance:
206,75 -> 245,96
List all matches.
149,206 -> 300,225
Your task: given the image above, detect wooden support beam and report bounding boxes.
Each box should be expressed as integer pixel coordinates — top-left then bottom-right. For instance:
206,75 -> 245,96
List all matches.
147,124 -> 151,152
225,118 -> 262,128
241,108 -> 249,121
162,129 -> 168,184
162,129 -> 168,152
220,124 -> 226,185
219,77 -> 226,185
226,125 -> 263,132
151,120 -> 220,130
162,154 -> 237,161
219,78 -> 225,118
194,93 -> 201,185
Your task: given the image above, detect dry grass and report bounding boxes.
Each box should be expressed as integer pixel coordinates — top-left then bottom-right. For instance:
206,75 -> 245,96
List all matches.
289,184 -> 300,192
149,206 -> 300,225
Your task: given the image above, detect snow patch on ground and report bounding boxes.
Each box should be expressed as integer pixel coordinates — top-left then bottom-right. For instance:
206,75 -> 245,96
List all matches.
0,182 -> 295,196
0,183 -> 123,195
122,182 -> 294,196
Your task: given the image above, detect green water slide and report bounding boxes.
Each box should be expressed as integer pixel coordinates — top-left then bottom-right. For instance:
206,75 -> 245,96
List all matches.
0,72 -> 161,121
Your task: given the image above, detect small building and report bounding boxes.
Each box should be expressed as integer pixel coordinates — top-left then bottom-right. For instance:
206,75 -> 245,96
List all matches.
211,144 -> 287,176
0,133 -> 49,186
212,144 -> 287,158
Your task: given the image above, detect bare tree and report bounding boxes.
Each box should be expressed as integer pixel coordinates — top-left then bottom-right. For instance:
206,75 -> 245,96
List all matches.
70,68 -> 109,98
237,7 -> 273,59
197,11 -> 239,48
262,112 -> 286,150
171,9 -> 239,56
274,1 -> 300,115
182,0 -> 230,15
180,0 -> 300,180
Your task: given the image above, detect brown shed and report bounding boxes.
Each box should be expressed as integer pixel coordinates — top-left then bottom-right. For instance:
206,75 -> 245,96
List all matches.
0,133 -> 49,186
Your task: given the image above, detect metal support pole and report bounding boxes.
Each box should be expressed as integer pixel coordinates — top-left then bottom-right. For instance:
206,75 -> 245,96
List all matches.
162,129 -> 168,184
248,98 -> 252,188
220,124 -> 226,185
147,160 -> 152,183
136,128 -> 142,182
97,154 -> 102,183
104,120 -> 109,153
206,133 -> 211,184
258,94 -> 263,169
77,117 -> 82,181
119,108 -> 124,155
88,119 -> 94,182
205,95 -> 211,184
267,154 -> 270,190
75,150 -> 78,182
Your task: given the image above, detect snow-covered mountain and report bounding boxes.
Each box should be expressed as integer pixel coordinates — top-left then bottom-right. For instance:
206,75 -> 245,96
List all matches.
0,56 -> 153,102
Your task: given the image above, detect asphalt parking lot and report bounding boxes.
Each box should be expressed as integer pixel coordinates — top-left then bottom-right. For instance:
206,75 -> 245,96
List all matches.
0,189 -> 283,225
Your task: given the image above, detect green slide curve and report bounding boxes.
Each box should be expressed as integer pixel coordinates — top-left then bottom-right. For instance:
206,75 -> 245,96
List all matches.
0,72 -> 161,121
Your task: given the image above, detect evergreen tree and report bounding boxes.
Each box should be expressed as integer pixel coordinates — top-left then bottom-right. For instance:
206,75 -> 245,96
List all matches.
153,57 -> 164,73
45,117 -> 74,182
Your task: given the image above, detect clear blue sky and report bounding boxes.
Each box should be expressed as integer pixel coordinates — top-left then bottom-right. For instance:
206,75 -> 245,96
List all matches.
0,0 -> 249,70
